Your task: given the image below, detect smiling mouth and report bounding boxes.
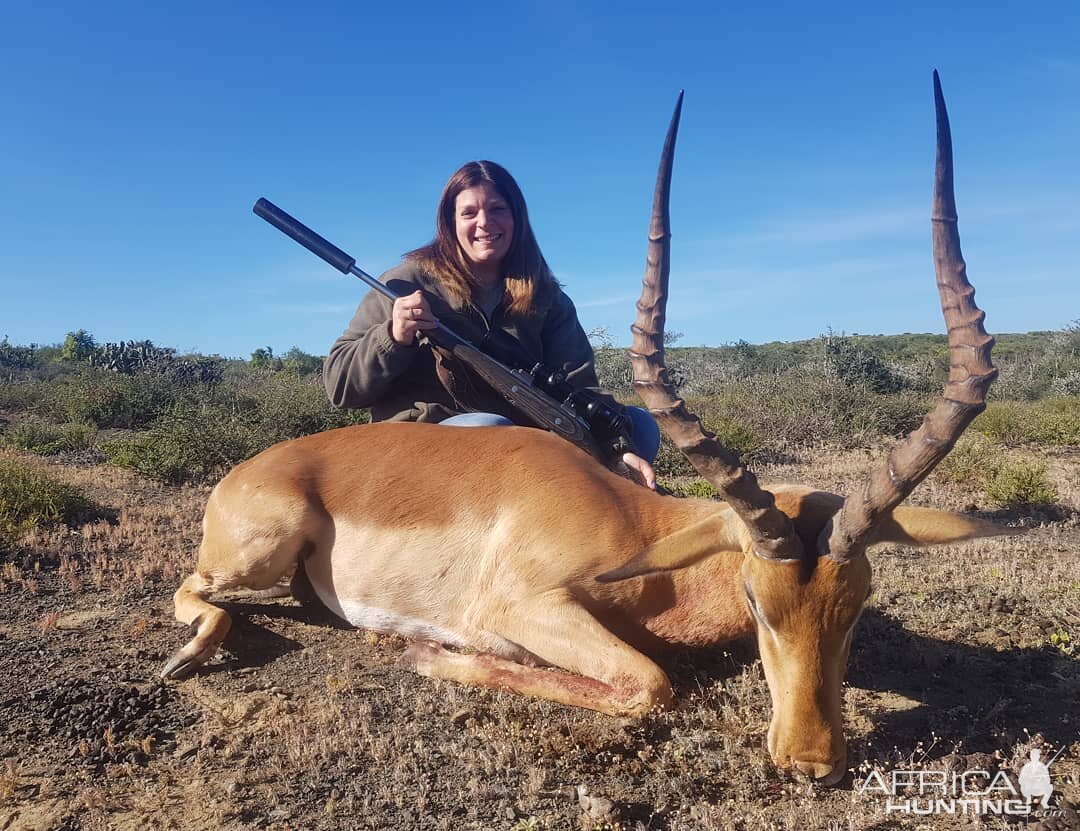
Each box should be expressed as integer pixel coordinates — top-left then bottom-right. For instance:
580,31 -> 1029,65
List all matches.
474,234 -> 502,244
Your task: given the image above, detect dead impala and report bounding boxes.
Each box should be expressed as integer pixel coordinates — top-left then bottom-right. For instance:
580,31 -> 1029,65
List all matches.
162,72 -> 1012,785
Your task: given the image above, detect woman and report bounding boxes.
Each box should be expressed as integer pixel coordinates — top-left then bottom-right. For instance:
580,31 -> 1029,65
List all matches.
322,160 -> 659,486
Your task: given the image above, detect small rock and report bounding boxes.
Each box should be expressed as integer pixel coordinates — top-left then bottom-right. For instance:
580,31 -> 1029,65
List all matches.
576,785 -> 615,820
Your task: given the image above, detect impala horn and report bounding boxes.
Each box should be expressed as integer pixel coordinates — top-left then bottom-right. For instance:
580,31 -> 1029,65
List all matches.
822,70 -> 998,562
628,91 -> 805,563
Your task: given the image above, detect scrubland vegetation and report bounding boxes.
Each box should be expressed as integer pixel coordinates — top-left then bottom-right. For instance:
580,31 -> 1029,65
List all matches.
0,325 -> 1076,830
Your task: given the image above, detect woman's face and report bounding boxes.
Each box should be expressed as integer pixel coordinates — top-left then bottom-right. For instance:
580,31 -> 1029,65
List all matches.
454,183 -> 514,275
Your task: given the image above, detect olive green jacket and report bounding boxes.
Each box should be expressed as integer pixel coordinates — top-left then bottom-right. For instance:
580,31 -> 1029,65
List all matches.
323,262 -> 601,424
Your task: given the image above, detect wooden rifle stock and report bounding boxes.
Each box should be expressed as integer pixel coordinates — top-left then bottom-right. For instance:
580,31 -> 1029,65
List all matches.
437,340 -> 604,460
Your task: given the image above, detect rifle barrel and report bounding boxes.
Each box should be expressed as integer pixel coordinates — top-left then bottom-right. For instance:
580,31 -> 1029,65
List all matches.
254,197 -> 473,346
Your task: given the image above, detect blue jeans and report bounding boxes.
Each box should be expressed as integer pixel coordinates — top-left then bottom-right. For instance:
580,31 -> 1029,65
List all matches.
440,406 -> 660,463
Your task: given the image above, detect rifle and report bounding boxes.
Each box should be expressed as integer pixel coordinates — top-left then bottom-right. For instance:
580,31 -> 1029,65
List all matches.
253,198 -> 624,466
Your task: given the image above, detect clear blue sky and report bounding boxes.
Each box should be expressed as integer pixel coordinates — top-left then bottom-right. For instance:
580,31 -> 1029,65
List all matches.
2,1 -> 1077,358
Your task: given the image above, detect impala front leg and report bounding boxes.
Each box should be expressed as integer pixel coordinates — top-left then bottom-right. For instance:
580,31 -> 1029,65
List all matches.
402,590 -> 672,717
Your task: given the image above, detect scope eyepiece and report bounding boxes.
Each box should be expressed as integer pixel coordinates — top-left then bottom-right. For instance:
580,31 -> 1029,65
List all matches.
528,363 -> 633,450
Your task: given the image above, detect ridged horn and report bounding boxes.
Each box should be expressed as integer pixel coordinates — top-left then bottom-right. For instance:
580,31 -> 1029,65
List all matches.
822,70 -> 998,562
628,91 -> 804,562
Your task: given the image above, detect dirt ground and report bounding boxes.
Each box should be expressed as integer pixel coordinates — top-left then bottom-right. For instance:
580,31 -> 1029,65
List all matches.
0,446 -> 1077,831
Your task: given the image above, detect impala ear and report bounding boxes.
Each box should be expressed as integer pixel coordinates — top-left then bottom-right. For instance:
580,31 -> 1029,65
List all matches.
871,506 -> 1022,547
595,509 -> 743,583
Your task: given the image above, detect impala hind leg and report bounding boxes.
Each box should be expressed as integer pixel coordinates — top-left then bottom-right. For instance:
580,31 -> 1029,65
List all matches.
402,591 -> 672,717
161,506 -> 313,680
160,570 -> 234,680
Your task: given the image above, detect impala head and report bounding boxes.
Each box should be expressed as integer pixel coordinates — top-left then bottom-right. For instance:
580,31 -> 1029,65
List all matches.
739,493 -> 871,785
627,75 -> 1006,785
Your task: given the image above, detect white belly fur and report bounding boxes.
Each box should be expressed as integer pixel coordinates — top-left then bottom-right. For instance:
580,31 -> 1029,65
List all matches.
314,585 -> 469,648
303,516 -> 535,661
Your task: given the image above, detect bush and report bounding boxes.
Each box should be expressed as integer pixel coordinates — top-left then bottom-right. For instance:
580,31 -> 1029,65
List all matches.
936,434 -> 999,486
820,330 -> 909,394
694,373 -> 928,449
705,415 -> 763,459
1051,371 -> 1080,396
0,452 -> 93,551
2,422 -> 96,455
650,412 -> 763,480
86,340 -> 225,386
103,405 -> 257,484
60,329 -> 96,363
233,373 -> 368,442
103,374 -> 368,484
281,347 -> 323,377
37,370 -> 179,429
1027,397 -> 1080,445
661,479 -> 719,499
0,381 -> 45,413
974,399 -> 1080,446
936,435 -> 1058,508
982,459 -> 1058,507
639,370 -> 933,477
0,338 -> 38,370
974,403 -> 1033,444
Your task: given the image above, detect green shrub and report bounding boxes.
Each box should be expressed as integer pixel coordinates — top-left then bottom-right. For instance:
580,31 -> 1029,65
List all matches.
0,381 -> 45,413
936,434 -> 1001,485
640,371 -> 933,475
233,373 -> 368,442
103,375 -> 368,484
38,370 -> 179,428
0,452 -> 93,551
60,329 -> 96,363
281,347 -> 323,376
1051,371 -> 1080,396
703,415 -> 763,458
974,399 -> 1080,446
662,479 -> 719,499
2,422 -> 96,455
820,330 -> 910,393
0,338 -> 38,370
651,414 -> 762,480
696,374 -> 927,449
982,459 -> 1058,507
935,435 -> 1058,507
1027,397 -> 1080,445
103,404 -> 258,484
974,402 -> 1030,444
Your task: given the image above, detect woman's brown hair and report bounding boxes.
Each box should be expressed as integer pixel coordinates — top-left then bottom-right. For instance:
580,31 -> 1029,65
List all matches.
406,161 -> 558,317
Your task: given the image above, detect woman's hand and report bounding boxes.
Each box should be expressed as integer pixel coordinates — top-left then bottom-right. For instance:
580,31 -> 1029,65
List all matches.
622,452 -> 656,490
391,290 -> 439,345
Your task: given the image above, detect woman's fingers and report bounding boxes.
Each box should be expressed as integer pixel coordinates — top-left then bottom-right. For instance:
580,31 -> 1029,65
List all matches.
621,453 -> 657,490
391,291 -> 438,344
